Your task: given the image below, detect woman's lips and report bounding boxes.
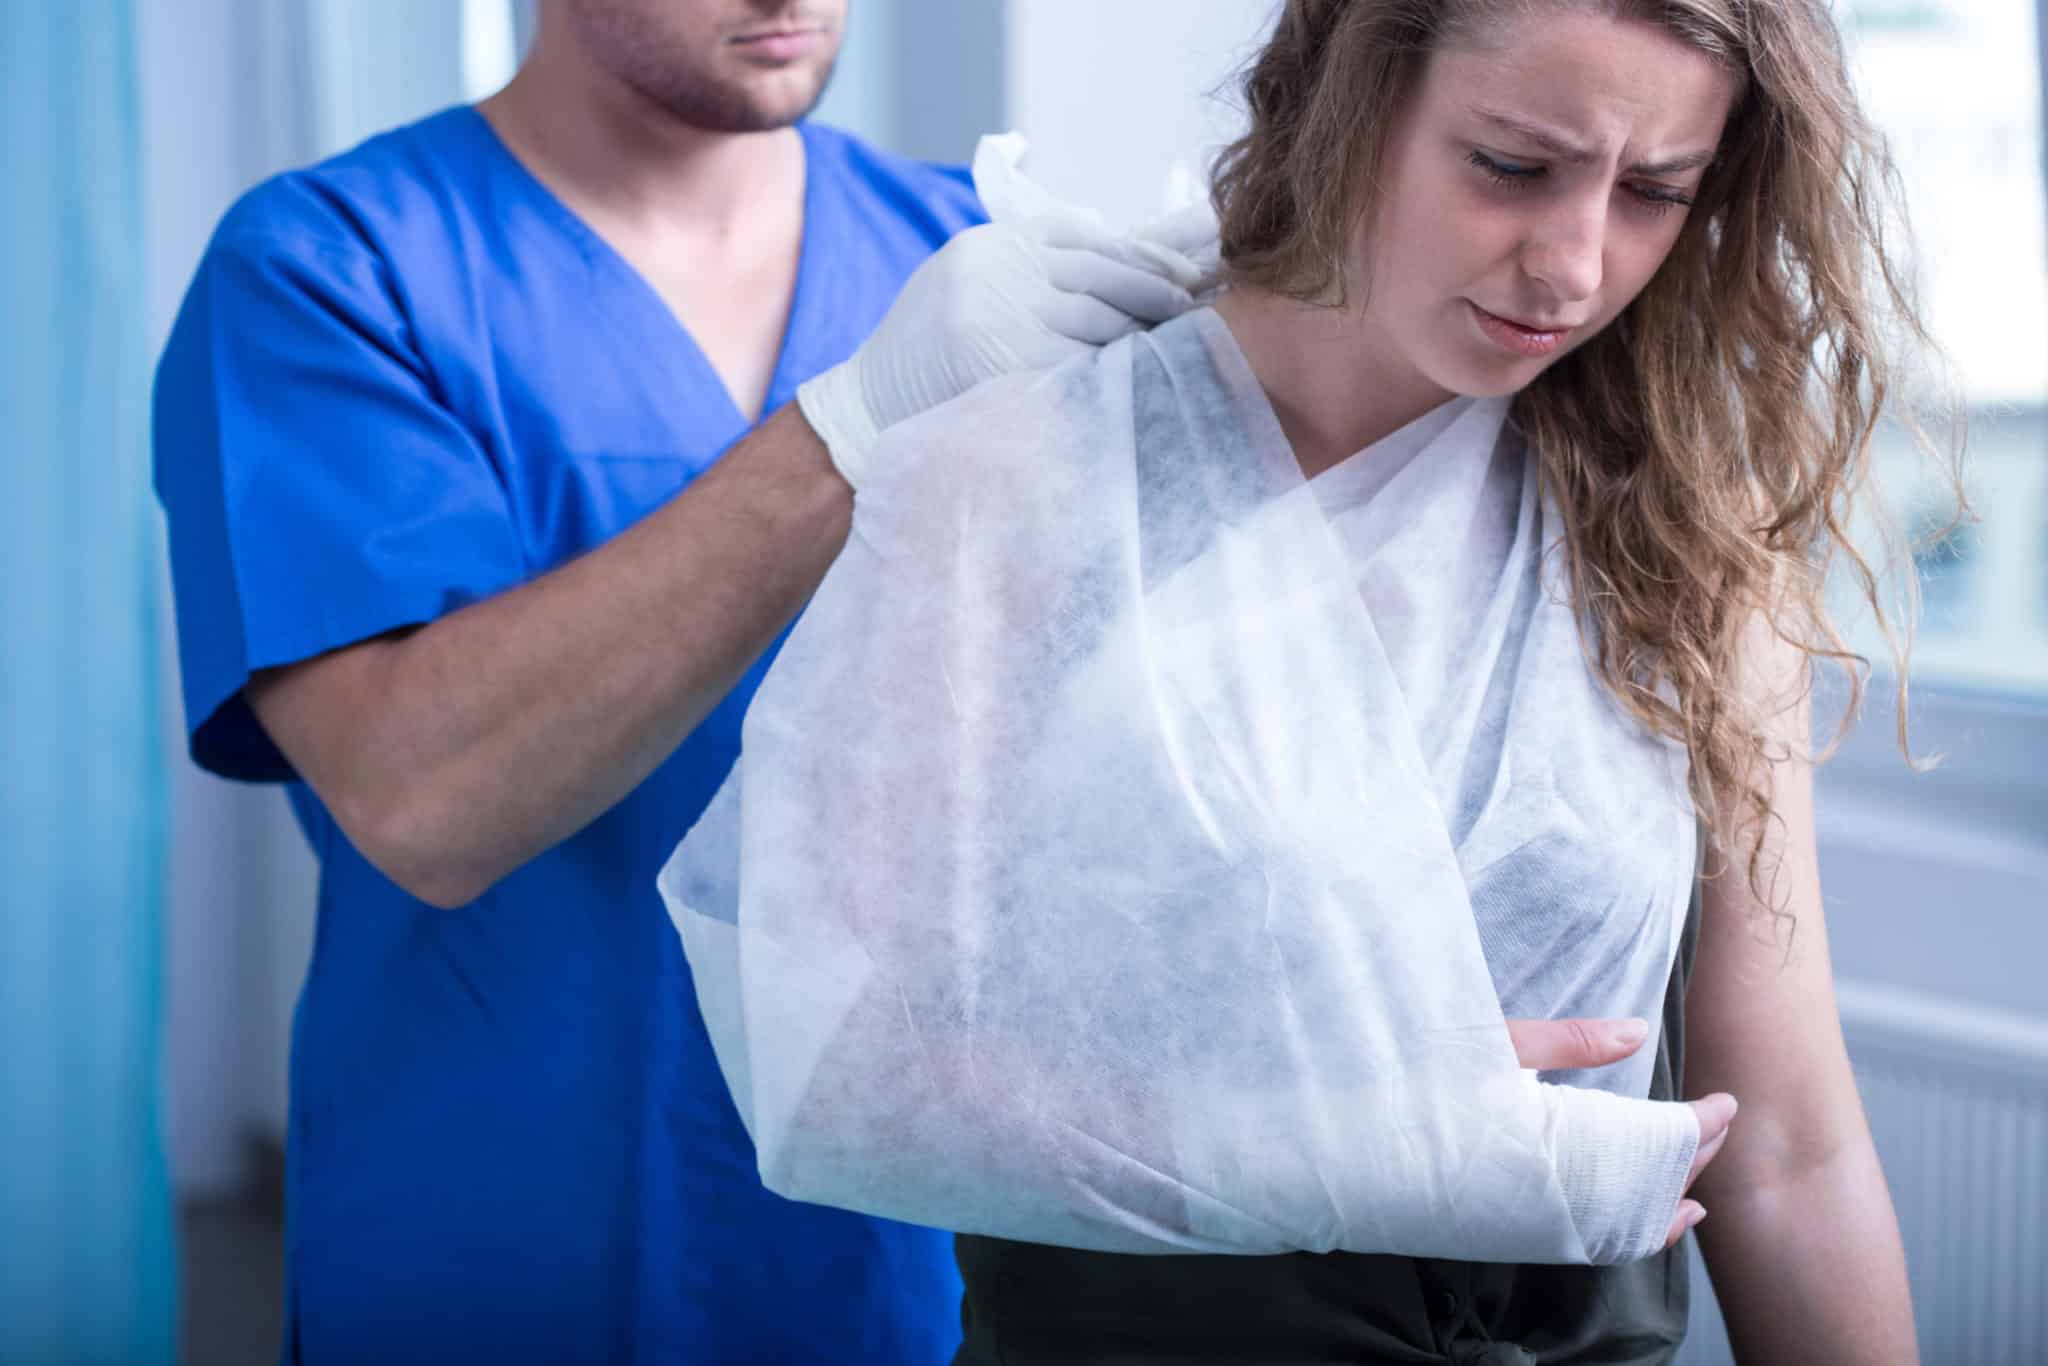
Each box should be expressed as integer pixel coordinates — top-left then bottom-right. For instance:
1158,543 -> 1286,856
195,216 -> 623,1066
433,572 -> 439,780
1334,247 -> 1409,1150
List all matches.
1469,302 -> 1574,358
729,28 -> 824,63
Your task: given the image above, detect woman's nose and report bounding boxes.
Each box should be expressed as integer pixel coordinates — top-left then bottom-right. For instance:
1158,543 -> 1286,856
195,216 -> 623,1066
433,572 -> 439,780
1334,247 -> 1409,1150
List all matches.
1518,192 -> 1606,305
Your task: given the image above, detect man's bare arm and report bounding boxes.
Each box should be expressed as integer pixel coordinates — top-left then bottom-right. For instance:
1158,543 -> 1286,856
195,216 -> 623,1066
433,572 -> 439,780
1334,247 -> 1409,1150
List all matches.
246,404 -> 846,908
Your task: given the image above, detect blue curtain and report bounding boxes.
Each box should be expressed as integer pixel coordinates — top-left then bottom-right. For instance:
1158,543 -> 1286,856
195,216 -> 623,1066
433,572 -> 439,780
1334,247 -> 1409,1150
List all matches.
0,5 -> 178,1364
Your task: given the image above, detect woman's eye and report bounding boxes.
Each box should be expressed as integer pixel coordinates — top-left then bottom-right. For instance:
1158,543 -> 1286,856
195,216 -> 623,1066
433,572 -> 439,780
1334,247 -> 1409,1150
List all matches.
1624,182 -> 1695,216
1468,149 -> 1542,188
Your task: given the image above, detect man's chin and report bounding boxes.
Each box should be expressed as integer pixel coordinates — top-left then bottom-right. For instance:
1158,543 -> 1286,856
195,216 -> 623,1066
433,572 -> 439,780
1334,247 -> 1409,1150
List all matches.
691,63 -> 835,132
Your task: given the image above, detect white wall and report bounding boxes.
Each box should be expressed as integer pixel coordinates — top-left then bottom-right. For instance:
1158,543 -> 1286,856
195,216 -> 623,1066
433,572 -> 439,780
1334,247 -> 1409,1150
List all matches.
1003,0 -> 1278,229
814,0 -> 1005,162
811,0 -> 900,145
142,0 -> 296,1201
1812,686 -> 2048,1018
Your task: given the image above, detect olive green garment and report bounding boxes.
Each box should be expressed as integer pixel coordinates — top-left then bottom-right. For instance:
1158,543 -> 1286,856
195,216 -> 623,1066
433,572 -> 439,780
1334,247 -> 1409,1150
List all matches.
953,857 -> 1705,1366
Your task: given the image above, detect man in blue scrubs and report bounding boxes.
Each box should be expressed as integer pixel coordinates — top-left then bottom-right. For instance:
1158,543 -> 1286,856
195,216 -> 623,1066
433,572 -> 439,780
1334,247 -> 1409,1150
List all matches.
151,2 -> 1202,1360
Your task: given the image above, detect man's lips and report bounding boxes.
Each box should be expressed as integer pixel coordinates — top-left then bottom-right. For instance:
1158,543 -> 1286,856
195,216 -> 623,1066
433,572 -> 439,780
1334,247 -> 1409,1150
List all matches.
729,26 -> 824,61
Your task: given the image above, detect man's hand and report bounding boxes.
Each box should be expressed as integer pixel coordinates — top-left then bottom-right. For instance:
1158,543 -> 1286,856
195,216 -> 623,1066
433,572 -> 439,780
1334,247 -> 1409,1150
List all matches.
798,133 -> 1220,490
1507,1016 -> 1738,1250
797,214 -> 1213,489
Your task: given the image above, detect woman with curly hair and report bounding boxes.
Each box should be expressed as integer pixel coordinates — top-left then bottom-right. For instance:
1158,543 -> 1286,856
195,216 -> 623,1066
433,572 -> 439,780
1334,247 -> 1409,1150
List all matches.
931,0 -> 1952,1360
659,0 -> 1958,1356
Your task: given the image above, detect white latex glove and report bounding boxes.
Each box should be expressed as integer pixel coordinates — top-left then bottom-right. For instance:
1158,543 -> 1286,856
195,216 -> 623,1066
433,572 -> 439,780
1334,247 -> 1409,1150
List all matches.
798,133 -> 1223,490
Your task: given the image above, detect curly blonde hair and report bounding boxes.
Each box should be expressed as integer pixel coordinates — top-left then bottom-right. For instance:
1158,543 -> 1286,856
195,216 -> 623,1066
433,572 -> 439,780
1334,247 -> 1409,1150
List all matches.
1213,0 -> 1965,908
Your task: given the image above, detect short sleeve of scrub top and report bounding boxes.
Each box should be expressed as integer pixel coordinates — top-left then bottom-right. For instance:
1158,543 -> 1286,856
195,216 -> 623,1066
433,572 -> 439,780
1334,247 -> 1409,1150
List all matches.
155,184 -> 534,781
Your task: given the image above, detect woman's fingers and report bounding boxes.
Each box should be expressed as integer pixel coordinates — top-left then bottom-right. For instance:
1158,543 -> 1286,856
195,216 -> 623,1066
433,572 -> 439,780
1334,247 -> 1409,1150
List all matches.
1506,1024 -> 1736,1251
1664,1199 -> 1708,1248
1505,1016 -> 1650,1071
1664,1092 -> 1739,1246
1685,1093 -> 1738,1186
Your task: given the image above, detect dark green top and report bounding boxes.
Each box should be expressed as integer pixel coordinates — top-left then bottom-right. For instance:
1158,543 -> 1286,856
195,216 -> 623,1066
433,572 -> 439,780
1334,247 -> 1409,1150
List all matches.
953,863 -> 1704,1366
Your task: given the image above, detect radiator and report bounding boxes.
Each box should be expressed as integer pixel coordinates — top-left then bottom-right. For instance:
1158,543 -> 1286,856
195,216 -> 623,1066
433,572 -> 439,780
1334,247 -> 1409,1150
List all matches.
1676,980 -> 2048,1365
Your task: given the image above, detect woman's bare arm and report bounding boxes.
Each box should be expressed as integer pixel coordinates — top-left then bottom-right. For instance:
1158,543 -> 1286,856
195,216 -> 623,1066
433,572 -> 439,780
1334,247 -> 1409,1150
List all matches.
1685,621 -> 1918,1364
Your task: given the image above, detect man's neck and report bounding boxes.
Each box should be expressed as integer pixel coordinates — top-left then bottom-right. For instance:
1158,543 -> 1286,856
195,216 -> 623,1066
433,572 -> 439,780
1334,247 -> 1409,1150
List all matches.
478,44 -> 797,243
1213,285 -> 1454,480
474,38 -> 812,422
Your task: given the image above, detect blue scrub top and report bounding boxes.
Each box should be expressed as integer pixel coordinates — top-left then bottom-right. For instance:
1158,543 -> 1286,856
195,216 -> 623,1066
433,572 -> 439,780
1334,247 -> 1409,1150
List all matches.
154,106 -> 984,1365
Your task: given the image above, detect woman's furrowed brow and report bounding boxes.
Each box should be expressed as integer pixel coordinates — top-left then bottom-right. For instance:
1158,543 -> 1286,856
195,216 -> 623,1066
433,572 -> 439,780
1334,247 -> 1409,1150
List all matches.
1629,148 -> 1716,176
1469,108 -> 1599,163
1468,107 -> 1715,176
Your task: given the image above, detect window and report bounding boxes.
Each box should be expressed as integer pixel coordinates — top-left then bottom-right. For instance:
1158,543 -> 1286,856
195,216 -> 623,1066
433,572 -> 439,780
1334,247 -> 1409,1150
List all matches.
1839,0 -> 2048,695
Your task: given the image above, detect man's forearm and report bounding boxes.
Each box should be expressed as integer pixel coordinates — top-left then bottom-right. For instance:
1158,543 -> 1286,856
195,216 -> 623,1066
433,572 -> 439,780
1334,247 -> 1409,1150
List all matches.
253,403 -> 851,906
1695,1135 -> 1918,1365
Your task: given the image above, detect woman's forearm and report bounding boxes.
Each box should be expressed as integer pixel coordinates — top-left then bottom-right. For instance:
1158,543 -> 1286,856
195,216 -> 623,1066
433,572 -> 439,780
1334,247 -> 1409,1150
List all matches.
1695,1133 -> 1918,1365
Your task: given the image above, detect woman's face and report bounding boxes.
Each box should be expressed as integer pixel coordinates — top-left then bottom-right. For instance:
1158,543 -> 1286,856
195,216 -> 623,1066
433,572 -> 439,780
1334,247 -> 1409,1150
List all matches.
1358,9 -> 1739,399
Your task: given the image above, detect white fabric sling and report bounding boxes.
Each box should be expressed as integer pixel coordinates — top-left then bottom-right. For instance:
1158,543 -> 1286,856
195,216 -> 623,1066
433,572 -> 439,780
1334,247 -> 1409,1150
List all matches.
658,142 -> 1703,1267
658,323 -> 1704,1267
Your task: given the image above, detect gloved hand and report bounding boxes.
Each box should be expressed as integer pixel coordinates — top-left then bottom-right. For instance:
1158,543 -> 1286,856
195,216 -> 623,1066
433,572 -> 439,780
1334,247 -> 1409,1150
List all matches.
799,134 -> 1222,490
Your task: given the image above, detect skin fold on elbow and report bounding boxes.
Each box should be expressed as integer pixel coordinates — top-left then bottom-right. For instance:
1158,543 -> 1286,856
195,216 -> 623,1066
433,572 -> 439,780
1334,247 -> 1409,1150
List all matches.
339,778 -> 497,910
249,644 -> 503,909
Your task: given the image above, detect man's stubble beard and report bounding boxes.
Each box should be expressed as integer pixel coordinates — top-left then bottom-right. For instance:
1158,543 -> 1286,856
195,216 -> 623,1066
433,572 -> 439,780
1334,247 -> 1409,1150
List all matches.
647,52 -> 840,133
569,5 -> 843,134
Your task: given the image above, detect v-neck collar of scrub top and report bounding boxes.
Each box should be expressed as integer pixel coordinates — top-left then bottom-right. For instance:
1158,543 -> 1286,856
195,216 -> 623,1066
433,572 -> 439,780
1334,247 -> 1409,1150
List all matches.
458,104 -> 826,431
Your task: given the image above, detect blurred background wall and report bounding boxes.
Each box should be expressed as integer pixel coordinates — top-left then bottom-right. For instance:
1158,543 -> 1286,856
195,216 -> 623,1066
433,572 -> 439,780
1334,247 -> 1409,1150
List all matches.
8,1 -> 2043,1362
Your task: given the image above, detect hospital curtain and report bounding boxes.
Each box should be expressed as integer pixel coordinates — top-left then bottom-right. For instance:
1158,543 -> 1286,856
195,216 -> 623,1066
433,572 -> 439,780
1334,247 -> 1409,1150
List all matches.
0,5 -> 178,1364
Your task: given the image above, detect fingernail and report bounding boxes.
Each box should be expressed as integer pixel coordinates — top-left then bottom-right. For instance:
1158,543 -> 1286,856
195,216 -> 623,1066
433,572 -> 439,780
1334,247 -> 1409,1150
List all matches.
1687,1205 -> 1708,1230
1613,1019 -> 1649,1049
